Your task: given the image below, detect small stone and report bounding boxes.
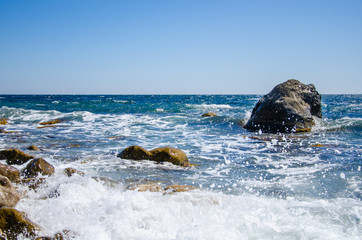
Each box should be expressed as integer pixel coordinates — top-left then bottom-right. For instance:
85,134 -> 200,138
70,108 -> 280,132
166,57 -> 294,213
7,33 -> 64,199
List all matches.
39,119 -> 63,125
0,119 -> 8,125
27,145 -> 40,151
201,112 -> 218,117
63,168 -> 85,177
311,143 -> 324,147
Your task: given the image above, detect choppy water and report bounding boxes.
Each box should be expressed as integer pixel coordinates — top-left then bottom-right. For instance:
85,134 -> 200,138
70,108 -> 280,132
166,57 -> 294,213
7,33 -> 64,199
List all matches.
0,94 -> 361,240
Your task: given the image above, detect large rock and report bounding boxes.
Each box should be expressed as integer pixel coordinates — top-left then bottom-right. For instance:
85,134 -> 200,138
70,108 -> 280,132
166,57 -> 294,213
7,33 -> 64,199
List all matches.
22,158 -> 55,178
0,207 -> 41,240
0,176 -> 20,208
0,149 -> 34,165
0,164 -> 20,183
119,146 -> 192,167
244,79 -> 322,133
150,147 -> 189,166
117,146 -> 151,160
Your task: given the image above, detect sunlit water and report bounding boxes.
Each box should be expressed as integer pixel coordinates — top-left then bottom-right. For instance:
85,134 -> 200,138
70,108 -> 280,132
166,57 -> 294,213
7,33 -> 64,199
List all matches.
0,95 -> 361,239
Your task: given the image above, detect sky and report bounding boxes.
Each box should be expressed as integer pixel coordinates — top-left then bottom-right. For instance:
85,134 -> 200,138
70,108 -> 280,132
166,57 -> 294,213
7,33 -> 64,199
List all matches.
0,0 -> 361,94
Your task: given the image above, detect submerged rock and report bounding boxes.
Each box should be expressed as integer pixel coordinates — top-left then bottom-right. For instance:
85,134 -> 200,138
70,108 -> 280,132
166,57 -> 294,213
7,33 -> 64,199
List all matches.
22,158 -> 55,178
164,184 -> 199,193
21,178 -> 47,190
201,112 -> 218,117
0,149 -> 34,165
129,182 -> 199,193
0,176 -> 20,208
0,164 -> 20,183
27,145 -> 40,151
63,167 -> 85,177
0,119 -> 8,125
244,79 -> 322,133
39,119 -> 64,126
0,207 -> 41,240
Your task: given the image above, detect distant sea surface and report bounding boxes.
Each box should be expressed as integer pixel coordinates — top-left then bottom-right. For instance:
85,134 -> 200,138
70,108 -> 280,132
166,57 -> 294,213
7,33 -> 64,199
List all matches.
0,94 -> 361,239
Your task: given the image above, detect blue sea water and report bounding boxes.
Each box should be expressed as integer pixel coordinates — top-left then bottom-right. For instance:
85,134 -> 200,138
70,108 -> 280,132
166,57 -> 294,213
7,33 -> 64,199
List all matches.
0,94 -> 361,239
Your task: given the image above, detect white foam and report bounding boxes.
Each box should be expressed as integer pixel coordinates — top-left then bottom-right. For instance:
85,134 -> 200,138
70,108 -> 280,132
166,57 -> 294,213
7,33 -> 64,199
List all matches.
16,173 -> 361,240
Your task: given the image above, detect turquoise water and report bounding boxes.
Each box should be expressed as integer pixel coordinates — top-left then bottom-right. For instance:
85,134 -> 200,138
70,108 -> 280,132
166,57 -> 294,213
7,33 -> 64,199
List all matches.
0,95 -> 361,239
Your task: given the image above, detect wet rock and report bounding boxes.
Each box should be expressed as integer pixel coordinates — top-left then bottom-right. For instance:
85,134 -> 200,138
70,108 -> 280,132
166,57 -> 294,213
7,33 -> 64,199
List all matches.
0,119 -> 8,125
0,164 -> 20,183
0,149 -> 34,165
39,119 -> 63,126
164,184 -> 199,193
119,146 -> 193,167
128,182 -> 199,193
294,128 -> 311,133
36,229 -> 77,240
150,147 -> 190,167
244,79 -> 322,133
63,167 -> 85,177
201,112 -> 218,117
118,146 -> 152,160
129,183 -> 164,192
0,176 -> 20,208
21,178 -> 47,190
0,207 -> 41,240
310,143 -> 324,147
22,158 -> 55,178
27,145 -> 40,151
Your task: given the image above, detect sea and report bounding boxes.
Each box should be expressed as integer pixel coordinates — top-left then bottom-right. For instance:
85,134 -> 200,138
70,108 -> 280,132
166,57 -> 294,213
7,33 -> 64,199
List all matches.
0,94 -> 361,240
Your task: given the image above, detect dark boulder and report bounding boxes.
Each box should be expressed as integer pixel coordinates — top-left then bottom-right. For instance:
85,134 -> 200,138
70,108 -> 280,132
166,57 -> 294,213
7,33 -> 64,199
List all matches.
0,176 -> 20,208
22,158 -> 55,178
244,79 -> 322,133
117,146 -> 152,160
0,207 -> 41,240
0,164 -> 20,183
0,149 -> 34,165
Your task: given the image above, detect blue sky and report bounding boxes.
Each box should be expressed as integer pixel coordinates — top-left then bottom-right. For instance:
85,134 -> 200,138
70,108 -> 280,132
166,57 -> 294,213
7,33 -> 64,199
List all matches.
0,0 -> 361,94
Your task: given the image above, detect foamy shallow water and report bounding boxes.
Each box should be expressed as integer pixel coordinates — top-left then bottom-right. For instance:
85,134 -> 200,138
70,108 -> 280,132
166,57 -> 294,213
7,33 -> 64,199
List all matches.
16,171 -> 361,240
0,94 -> 361,239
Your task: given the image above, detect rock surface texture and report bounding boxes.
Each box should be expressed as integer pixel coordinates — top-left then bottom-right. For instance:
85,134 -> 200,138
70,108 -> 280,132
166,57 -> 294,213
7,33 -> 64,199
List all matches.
0,164 -> 20,183
0,149 -> 34,165
150,147 -> 189,166
244,79 -> 322,133
0,207 -> 40,240
0,176 -> 20,208
22,158 -> 55,178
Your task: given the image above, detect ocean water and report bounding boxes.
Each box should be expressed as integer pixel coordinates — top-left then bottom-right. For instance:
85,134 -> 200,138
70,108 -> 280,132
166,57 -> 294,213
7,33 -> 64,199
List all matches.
0,94 -> 361,240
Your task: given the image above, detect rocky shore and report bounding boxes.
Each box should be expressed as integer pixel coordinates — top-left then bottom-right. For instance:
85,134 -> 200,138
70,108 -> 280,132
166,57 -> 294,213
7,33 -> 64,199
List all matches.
0,79 -> 323,238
